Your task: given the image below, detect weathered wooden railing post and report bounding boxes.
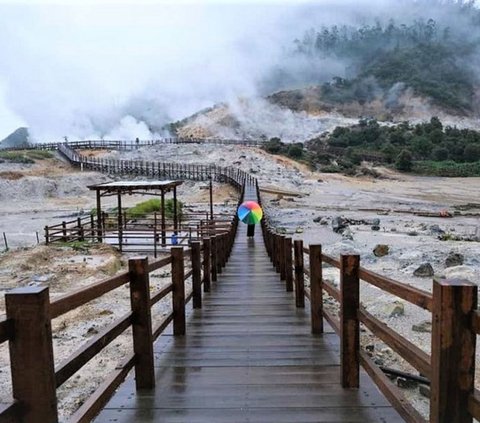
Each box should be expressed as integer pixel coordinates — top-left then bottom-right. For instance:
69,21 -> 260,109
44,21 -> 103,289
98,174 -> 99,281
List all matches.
203,237 -> 211,292
285,237 -> 293,292
77,217 -> 84,241
171,247 -> 186,335
191,241 -> 202,309
271,231 -> 276,264
211,236 -> 218,282
430,278 -> 477,423
45,225 -> 49,244
279,235 -> 286,281
62,221 -> 67,242
294,240 -> 305,308
309,244 -> 324,334
128,257 -> 155,389
6,287 -> 58,423
340,254 -> 360,388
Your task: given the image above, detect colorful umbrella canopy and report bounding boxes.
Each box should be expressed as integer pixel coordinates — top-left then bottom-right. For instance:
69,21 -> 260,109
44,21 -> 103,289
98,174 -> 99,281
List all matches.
237,201 -> 263,225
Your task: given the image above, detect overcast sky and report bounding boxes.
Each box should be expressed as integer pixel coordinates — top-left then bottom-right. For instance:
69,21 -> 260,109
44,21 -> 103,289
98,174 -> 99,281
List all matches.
0,0 -> 475,140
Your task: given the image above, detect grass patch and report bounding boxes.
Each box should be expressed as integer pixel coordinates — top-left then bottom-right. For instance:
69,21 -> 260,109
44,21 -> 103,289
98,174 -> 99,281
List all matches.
0,150 -> 53,163
412,160 -> 480,177
126,199 -> 183,219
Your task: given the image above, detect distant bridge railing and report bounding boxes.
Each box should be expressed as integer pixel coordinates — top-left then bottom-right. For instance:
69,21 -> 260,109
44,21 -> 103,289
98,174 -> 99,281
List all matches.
0,137 -> 263,151
258,182 -> 478,423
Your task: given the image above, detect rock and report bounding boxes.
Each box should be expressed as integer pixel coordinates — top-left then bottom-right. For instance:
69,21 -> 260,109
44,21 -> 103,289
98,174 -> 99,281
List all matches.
87,326 -> 98,335
320,218 -> 329,225
390,228 -> 397,232
371,225 -> 380,231
332,216 -> 347,233
413,263 -> 434,277
419,385 -> 431,398
342,227 -> 353,240
373,244 -> 389,257
429,224 -> 444,234
445,252 -> 464,267
397,377 -> 418,389
412,320 -> 432,333
442,265 -> 476,282
385,301 -> 405,317
407,231 -> 418,236
277,227 -> 287,234
365,344 -> 375,353
313,216 -> 323,223
295,227 -> 304,234
371,218 -> 380,226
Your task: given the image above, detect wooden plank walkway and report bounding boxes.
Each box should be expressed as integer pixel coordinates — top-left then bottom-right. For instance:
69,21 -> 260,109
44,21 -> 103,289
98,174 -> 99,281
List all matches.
94,186 -> 403,423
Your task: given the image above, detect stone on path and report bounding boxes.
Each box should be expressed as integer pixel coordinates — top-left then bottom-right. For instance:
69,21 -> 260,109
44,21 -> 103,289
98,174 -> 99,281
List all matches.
413,263 -> 434,277
373,244 -> 389,257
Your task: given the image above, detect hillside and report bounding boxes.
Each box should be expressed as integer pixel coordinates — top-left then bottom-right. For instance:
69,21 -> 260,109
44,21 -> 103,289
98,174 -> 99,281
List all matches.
0,127 -> 30,149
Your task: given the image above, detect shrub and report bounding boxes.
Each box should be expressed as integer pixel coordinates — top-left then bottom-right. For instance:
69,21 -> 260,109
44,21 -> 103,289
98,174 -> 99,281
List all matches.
127,198 -> 183,219
395,149 -> 413,171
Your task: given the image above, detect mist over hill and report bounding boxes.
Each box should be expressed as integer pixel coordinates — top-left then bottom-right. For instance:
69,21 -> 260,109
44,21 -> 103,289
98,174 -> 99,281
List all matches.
2,1 -> 480,141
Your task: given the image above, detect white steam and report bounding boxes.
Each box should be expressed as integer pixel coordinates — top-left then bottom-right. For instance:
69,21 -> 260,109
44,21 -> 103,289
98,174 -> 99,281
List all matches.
0,0 -> 478,141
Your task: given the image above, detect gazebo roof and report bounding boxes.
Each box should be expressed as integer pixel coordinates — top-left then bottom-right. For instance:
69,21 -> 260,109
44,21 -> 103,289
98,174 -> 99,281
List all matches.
88,180 -> 183,196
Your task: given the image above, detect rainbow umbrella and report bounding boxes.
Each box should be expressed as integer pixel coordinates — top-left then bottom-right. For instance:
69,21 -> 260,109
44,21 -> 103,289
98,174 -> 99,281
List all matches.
237,201 -> 263,225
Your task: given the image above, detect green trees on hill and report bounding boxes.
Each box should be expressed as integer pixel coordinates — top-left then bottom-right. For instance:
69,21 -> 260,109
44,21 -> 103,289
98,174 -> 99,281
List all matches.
293,16 -> 479,113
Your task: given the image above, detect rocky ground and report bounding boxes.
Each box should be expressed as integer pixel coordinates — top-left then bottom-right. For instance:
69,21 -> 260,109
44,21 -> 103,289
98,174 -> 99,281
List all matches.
0,144 -> 479,419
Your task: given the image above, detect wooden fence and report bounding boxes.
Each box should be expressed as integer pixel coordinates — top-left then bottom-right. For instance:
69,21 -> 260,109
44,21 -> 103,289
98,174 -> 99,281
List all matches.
258,182 -> 478,423
45,212 -> 236,256
0,138 -> 262,152
0,193 -> 241,423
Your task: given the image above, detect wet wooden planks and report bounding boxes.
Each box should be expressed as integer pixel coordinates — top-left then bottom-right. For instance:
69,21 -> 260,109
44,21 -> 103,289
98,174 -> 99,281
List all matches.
94,186 -> 402,423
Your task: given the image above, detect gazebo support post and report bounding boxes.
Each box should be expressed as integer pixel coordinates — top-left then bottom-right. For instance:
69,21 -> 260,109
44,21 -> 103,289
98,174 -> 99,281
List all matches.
96,190 -> 102,243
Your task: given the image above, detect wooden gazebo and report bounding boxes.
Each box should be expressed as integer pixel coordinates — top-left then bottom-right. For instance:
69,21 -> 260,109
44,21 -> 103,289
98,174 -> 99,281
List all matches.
88,180 -> 183,246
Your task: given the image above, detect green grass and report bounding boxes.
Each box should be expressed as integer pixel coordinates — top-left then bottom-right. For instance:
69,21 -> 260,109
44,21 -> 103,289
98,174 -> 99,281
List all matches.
0,150 -> 53,163
126,199 -> 183,219
412,160 -> 480,177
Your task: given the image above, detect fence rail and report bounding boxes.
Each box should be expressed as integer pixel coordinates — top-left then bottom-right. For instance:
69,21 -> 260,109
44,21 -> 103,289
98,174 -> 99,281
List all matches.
259,181 -> 478,423
0,137 -> 263,152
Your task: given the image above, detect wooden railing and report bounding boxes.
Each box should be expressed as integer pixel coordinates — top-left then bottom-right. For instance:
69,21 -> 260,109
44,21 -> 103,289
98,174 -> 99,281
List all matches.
0,203 -> 240,423
44,212 -> 236,255
258,182 -> 478,423
0,137 -> 262,152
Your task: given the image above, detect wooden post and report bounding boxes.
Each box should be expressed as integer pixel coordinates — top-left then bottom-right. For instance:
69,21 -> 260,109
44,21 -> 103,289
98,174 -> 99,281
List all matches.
309,245 -> 323,334
45,226 -> 49,245
62,221 -> 67,242
77,217 -> 84,241
128,257 -> 155,390
271,232 -> 276,264
293,240 -> 305,308
171,247 -> 186,335
430,278 -> 477,423
6,287 -> 58,422
285,237 -> 293,292
161,191 -> 166,246
279,235 -> 286,280
191,241 -> 202,309
211,236 -> 218,282
96,189 -> 102,242
203,237 -> 211,292
117,191 -> 123,252
173,186 -> 178,232
340,254 -> 360,388
275,234 -> 281,273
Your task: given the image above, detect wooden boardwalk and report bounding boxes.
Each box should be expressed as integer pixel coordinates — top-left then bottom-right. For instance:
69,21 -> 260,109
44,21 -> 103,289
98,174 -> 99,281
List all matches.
94,193 -> 402,423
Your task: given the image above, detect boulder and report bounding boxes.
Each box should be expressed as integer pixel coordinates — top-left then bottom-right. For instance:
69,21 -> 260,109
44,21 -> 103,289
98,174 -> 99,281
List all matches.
371,225 -> 380,231
407,231 -> 418,236
442,265 -> 476,282
332,216 -> 347,233
320,218 -> 329,225
397,377 -> 418,389
313,216 -> 322,223
445,252 -> 464,267
429,224 -> 444,234
413,263 -> 434,277
373,244 -> 389,257
371,218 -> 381,226
412,320 -> 432,333
295,227 -> 304,234
384,301 -> 405,317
